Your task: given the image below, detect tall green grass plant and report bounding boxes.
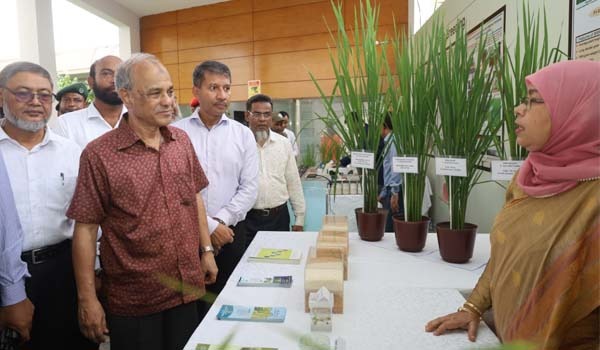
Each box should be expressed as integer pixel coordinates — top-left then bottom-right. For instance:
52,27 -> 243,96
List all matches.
310,1 -> 390,213
432,21 -> 502,229
386,18 -> 439,222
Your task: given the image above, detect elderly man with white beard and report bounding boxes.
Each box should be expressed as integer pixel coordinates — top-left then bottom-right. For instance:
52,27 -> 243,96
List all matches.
0,62 -> 96,349
244,94 -> 305,248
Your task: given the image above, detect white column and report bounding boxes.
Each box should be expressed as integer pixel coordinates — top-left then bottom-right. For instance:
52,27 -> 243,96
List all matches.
17,0 -> 58,83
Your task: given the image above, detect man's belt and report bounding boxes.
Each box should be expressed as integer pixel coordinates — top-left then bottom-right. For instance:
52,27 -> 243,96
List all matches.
249,203 -> 287,217
21,240 -> 70,265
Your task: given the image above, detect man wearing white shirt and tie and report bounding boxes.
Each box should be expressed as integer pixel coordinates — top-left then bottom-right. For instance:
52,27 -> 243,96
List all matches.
245,94 -> 305,247
174,61 -> 258,311
54,55 -> 126,148
0,62 -> 96,349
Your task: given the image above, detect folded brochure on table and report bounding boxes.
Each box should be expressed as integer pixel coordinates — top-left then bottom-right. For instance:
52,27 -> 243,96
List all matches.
217,305 -> 286,323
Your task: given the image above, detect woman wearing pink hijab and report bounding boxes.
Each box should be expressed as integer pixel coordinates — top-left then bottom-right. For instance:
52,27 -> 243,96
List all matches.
426,60 -> 600,349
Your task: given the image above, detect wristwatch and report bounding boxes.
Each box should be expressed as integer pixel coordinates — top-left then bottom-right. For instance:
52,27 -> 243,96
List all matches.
201,245 -> 215,254
212,217 -> 226,226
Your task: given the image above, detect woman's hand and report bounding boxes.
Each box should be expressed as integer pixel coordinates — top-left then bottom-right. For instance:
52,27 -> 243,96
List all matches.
425,310 -> 481,342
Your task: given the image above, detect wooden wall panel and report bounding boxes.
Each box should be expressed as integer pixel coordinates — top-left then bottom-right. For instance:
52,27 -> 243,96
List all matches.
179,43 -> 253,64
254,49 -> 335,82
253,2 -> 337,41
140,0 -> 408,101
154,51 -> 178,65
254,32 -> 335,55
164,64 -> 180,90
178,88 -> 193,106
177,14 -> 253,50
141,26 -> 178,53
230,85 -> 249,102
261,79 -> 337,99
141,11 -> 177,30
177,0 -> 252,24
252,0 -> 325,12
343,0 -> 408,26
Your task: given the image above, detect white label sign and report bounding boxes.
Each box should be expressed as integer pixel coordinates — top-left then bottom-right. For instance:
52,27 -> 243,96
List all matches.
392,157 -> 419,174
491,160 -> 523,181
435,157 -> 467,177
351,151 -> 375,169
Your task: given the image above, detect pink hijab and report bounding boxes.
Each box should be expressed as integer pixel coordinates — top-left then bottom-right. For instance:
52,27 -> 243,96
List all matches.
517,60 -> 600,197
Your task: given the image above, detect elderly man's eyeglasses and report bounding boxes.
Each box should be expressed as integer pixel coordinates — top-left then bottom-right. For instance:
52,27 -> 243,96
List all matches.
518,97 -> 545,110
5,88 -> 53,104
248,111 -> 272,119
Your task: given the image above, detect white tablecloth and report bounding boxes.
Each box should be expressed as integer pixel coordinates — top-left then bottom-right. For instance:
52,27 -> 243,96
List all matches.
184,231 -> 499,350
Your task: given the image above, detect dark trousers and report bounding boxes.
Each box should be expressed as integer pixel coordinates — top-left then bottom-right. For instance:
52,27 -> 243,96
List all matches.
107,301 -> 199,350
197,221 -> 247,319
245,203 -> 291,248
382,187 -> 404,232
23,241 -> 98,350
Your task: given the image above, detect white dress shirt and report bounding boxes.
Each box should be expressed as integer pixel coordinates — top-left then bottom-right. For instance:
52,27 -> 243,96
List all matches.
52,102 -> 126,149
174,111 -> 259,233
284,128 -> 299,157
0,123 -> 81,251
255,131 -> 305,226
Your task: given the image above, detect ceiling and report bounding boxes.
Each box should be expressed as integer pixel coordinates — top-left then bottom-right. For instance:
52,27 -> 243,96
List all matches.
113,0 -> 228,17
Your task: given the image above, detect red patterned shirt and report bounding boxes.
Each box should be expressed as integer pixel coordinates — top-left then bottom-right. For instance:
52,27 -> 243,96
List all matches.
67,116 -> 209,317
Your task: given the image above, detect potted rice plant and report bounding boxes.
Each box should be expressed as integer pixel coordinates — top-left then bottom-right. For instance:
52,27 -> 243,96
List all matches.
431,20 -> 502,263
386,21 -> 439,252
310,1 -> 390,241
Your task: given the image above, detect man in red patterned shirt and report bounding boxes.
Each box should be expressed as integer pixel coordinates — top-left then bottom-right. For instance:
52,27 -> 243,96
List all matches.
67,53 -> 217,350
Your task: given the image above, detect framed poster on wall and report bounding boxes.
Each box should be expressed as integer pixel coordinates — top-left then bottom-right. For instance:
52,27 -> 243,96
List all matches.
570,0 -> 600,60
466,7 -> 506,171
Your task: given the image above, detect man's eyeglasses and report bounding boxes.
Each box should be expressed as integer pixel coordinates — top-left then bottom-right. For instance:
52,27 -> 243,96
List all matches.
5,88 -> 53,104
248,111 -> 272,119
518,97 -> 545,111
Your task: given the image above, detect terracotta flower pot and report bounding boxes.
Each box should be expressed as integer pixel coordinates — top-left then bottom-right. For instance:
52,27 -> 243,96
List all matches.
355,208 -> 388,242
436,222 -> 477,263
392,215 -> 430,252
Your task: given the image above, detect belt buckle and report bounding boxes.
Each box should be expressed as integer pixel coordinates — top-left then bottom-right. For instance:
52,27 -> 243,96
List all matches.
30,247 -> 43,264
260,209 -> 270,216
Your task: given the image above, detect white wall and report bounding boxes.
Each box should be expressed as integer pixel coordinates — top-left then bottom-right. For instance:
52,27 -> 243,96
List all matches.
418,0 -> 569,233
69,0 -> 140,57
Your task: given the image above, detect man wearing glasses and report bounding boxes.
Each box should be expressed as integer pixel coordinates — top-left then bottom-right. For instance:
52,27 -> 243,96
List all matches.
0,62 -> 96,349
174,61 -> 258,317
245,94 -> 305,247
68,54 -> 217,350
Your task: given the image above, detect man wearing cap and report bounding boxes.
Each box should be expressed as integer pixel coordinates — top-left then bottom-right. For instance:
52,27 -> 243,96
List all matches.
53,55 -> 126,149
245,94 -> 305,248
55,82 -> 88,116
270,112 -> 287,137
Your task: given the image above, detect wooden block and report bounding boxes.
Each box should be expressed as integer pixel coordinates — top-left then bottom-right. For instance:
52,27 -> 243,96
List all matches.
317,233 -> 348,280
321,215 -> 349,234
323,215 -> 348,226
305,247 -> 344,313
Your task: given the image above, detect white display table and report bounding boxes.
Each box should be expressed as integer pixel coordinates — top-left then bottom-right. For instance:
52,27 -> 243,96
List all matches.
184,231 -> 499,350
